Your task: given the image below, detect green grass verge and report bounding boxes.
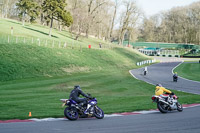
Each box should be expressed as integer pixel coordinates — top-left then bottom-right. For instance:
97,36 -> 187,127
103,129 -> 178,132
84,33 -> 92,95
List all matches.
1,69 -> 200,120
174,62 -> 200,82
184,53 -> 200,56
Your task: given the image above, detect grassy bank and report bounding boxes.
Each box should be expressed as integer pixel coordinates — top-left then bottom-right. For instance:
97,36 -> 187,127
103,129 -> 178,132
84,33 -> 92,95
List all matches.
174,62 -> 200,82
0,42 -> 146,81
0,43 -> 200,120
0,18 -> 113,49
1,69 -> 200,120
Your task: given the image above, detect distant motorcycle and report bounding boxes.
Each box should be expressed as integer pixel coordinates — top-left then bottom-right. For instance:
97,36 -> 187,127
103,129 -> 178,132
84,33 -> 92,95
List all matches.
144,70 -> 147,75
144,67 -> 148,76
173,75 -> 178,82
60,94 -> 104,120
152,94 -> 183,113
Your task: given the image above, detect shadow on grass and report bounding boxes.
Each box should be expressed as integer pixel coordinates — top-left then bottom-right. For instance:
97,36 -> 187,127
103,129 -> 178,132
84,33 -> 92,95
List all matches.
24,27 -> 58,38
5,20 -> 22,25
57,32 -> 75,40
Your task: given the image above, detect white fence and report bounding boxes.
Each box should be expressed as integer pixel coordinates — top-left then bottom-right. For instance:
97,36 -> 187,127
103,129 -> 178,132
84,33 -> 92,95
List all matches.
136,59 -> 156,66
0,35 -> 114,50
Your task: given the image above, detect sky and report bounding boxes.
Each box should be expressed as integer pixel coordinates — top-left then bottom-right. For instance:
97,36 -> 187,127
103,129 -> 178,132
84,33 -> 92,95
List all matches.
135,0 -> 200,17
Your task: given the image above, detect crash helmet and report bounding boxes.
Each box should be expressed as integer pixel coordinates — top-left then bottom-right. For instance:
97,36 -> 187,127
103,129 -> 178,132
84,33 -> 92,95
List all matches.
74,85 -> 81,90
156,84 -> 162,87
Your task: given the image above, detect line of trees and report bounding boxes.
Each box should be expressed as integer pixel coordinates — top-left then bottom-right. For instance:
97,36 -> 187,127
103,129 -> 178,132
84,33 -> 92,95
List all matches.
140,1 -> 200,45
68,0 -> 141,44
2,0 -> 199,45
0,0 -> 141,44
1,0 -> 73,37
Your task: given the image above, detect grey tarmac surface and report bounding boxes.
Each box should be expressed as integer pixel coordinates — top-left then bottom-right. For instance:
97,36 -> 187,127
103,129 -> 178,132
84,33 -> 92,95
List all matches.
0,106 -> 200,133
130,62 -> 200,94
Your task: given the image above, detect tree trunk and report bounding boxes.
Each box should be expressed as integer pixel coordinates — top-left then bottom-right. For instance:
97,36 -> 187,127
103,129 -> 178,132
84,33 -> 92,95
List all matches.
110,2 -> 117,39
5,0 -> 9,18
1,5 -> 3,18
49,17 -> 54,37
85,24 -> 89,38
59,25 -> 62,32
40,13 -> 44,25
58,21 -> 62,32
22,12 -> 25,26
75,23 -> 82,40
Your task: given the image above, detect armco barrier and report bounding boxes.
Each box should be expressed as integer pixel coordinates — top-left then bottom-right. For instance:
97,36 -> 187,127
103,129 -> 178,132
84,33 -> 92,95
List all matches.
136,59 -> 156,66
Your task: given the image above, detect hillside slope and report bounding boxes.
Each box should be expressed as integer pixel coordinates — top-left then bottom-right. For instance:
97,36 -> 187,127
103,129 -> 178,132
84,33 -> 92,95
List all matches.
0,43 -> 148,81
0,19 -> 111,48
0,19 -> 149,82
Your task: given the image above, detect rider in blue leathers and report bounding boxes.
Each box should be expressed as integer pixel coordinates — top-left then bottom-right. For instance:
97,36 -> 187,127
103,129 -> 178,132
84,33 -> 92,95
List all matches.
69,85 -> 91,113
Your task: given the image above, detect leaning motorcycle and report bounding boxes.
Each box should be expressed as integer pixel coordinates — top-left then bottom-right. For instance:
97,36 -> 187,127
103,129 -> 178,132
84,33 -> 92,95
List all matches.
60,94 -> 104,120
152,94 -> 183,113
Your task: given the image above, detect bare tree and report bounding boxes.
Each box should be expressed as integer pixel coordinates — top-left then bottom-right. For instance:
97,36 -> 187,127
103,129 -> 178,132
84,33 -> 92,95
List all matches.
109,0 -> 120,40
118,0 -> 139,45
85,0 -> 107,38
140,1 -> 200,45
0,0 -> 18,18
68,0 -> 112,40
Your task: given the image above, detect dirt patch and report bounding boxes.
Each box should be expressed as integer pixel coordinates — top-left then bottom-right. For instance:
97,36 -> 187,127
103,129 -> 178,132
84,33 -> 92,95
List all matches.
53,83 -> 70,92
61,64 -> 90,74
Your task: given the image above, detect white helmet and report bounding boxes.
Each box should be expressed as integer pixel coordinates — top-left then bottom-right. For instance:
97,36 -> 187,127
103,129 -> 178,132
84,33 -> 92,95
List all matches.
156,84 -> 162,87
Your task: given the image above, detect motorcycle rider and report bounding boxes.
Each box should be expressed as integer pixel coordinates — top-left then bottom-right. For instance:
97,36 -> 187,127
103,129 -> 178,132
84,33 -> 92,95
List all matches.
173,72 -> 178,81
69,85 -> 92,114
144,66 -> 148,75
155,84 -> 174,101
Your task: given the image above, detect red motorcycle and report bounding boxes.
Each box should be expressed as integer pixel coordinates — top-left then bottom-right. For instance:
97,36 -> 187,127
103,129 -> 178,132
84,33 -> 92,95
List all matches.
152,94 -> 183,113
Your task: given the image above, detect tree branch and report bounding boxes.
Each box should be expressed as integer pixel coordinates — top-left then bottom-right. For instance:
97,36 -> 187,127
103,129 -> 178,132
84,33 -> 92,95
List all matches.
90,1 -> 106,15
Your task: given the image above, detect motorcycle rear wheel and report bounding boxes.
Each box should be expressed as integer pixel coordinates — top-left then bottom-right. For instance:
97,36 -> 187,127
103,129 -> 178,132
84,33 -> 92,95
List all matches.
144,71 -> 147,75
157,102 -> 168,113
177,102 -> 183,112
94,106 -> 104,119
64,107 -> 79,121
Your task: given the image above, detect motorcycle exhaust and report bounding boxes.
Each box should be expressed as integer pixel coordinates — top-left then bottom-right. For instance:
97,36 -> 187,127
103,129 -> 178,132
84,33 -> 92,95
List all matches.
159,99 -> 170,105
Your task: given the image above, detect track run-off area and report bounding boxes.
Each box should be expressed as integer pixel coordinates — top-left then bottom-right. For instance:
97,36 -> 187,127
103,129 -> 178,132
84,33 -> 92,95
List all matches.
0,105 -> 200,133
0,57 -> 200,133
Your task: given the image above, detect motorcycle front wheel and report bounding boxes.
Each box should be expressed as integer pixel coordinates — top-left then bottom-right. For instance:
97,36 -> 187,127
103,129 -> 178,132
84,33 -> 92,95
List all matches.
94,106 -> 104,119
157,102 -> 168,113
177,102 -> 183,112
64,107 -> 79,121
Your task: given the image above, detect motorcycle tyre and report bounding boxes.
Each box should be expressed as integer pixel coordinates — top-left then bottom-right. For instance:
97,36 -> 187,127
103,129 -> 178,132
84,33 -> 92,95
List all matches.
177,102 -> 183,112
157,102 -> 168,113
64,107 -> 79,121
144,71 -> 147,76
94,106 -> 104,119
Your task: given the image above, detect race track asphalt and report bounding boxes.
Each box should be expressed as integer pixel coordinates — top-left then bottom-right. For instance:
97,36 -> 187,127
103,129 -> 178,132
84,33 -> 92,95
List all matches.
0,106 -> 200,133
130,62 -> 200,94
